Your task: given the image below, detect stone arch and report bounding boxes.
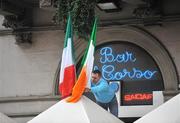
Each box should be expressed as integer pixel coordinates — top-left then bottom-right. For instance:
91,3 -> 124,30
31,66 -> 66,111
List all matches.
75,26 -> 178,91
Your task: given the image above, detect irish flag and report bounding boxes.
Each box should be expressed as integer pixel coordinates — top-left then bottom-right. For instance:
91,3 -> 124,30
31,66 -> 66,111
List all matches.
59,15 -> 76,98
67,18 -> 97,103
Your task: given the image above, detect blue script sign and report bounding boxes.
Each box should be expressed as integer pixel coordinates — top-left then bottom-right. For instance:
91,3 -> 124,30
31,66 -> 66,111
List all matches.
94,46 -> 157,80
100,47 -> 136,63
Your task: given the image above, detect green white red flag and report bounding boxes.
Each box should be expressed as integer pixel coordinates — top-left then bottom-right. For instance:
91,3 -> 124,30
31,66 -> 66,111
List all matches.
59,15 -> 76,98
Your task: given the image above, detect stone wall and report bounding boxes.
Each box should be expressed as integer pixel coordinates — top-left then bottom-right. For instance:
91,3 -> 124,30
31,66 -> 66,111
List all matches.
145,22 -> 180,84
0,30 -> 63,97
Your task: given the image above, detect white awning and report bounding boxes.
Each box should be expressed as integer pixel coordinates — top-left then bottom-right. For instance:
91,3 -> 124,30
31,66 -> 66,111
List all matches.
28,96 -> 124,123
0,112 -> 17,123
134,93 -> 180,123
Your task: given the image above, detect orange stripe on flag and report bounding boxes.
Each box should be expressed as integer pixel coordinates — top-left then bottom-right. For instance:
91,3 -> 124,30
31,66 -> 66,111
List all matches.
66,66 -> 87,102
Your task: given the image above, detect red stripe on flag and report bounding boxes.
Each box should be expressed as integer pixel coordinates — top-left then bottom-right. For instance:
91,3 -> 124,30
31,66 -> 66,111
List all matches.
59,65 -> 76,98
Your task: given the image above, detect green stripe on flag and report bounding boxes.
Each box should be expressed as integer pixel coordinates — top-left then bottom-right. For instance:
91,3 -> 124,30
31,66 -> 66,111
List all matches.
81,18 -> 98,66
90,18 -> 97,46
64,14 -> 72,48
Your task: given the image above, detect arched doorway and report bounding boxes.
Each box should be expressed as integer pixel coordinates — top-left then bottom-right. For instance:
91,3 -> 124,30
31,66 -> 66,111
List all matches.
55,26 -> 178,96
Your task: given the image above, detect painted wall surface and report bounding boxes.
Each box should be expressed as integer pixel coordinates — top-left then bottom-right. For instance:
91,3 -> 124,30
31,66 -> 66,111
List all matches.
0,30 -> 64,97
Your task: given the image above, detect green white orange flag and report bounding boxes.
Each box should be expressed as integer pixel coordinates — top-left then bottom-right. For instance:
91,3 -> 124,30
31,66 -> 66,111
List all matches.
59,15 -> 76,98
67,18 -> 97,103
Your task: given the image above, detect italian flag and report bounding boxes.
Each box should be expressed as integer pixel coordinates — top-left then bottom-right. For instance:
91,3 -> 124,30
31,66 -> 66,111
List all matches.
59,15 -> 76,98
67,18 -> 97,103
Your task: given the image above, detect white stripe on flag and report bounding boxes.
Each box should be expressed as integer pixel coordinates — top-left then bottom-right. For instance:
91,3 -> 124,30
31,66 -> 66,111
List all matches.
84,40 -> 95,88
59,38 -> 74,83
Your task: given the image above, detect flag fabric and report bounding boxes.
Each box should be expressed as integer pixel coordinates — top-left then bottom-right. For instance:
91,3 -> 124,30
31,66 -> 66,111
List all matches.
67,18 -> 97,103
59,15 -> 76,98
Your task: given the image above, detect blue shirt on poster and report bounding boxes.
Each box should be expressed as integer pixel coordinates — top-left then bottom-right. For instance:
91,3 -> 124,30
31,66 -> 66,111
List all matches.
91,78 -> 115,103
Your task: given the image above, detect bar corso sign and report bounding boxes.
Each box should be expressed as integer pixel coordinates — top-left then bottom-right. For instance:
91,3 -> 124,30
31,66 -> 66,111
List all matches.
94,46 -> 157,81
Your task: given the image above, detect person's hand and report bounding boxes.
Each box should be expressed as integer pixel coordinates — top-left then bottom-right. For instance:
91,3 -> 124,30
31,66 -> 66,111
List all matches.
84,88 -> 91,92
